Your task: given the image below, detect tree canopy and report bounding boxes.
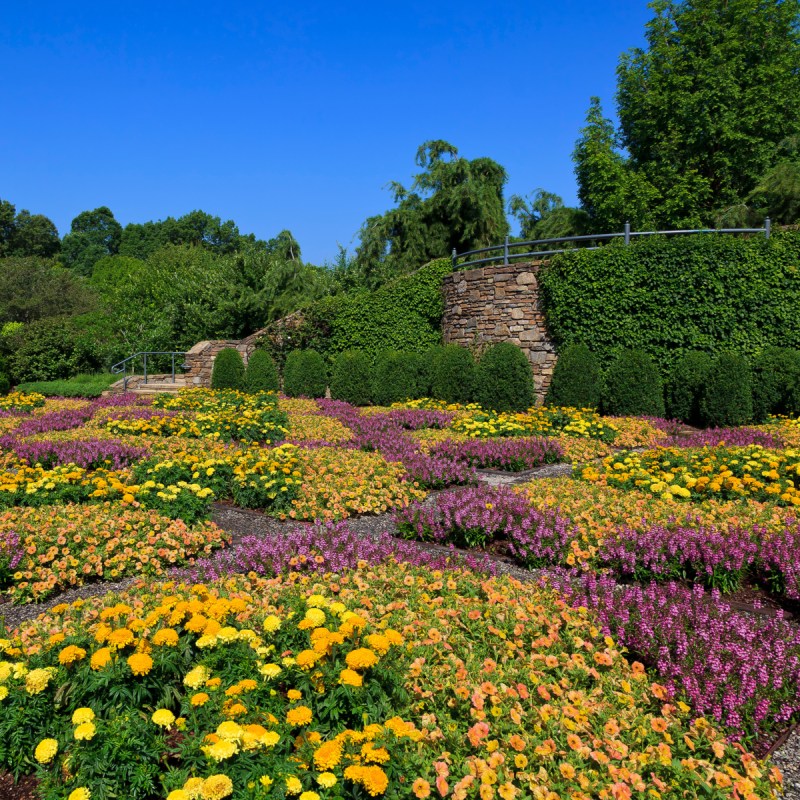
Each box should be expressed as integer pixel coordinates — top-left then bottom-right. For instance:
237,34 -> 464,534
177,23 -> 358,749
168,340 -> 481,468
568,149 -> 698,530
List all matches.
575,0 -> 800,230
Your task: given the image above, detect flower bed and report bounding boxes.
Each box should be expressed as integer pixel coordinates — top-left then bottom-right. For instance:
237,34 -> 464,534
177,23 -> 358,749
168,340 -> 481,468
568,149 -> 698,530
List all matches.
0,563 -> 780,799
0,391 -> 46,413
581,445 -> 800,506
0,502 -> 228,603
429,436 -> 563,472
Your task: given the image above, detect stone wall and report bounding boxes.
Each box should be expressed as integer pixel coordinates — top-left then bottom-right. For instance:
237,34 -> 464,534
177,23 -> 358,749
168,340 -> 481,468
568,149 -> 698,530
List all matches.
183,330 -> 264,387
441,261 -> 557,403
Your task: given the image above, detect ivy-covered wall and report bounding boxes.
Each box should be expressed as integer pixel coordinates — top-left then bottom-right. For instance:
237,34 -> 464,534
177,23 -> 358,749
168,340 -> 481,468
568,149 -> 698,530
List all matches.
538,232 -> 800,372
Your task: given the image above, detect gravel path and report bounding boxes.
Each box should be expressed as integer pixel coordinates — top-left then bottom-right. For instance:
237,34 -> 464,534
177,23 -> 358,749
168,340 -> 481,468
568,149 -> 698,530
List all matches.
2,464 -> 798,794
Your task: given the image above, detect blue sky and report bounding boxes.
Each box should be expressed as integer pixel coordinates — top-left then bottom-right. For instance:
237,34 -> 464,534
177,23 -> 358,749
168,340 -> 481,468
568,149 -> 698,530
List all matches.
0,1 -> 651,265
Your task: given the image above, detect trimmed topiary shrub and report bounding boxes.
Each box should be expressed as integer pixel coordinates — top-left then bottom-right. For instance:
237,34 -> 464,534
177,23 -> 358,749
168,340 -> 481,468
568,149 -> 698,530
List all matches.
244,349 -> 280,393
666,351 -> 712,425
431,344 -> 476,404
545,344 -> 601,409
752,347 -> 800,422
330,350 -> 373,406
418,346 -> 445,398
602,350 -> 664,417
211,348 -> 245,391
700,352 -> 753,427
372,351 -> 423,406
283,349 -> 328,398
0,372 -> 9,395
474,342 -> 535,412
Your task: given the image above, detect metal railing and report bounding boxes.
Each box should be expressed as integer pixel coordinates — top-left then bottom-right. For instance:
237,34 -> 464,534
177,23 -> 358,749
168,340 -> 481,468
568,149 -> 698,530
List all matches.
452,219 -> 772,270
110,352 -> 188,392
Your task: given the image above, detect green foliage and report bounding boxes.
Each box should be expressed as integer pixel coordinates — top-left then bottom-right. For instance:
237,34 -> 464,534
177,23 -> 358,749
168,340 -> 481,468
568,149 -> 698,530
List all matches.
418,345 -> 445,397
431,344 -> 475,404
210,348 -> 245,391
0,257 -> 96,325
540,233 -> 800,374
244,349 -> 279,393
61,206 -> 123,276
9,317 -> 103,382
329,349 -> 373,406
283,349 -> 328,398
575,0 -> 800,229
751,347 -> 800,422
545,344 -> 601,408
602,349 -> 665,417
701,352 -> 754,427
0,372 -> 9,395
666,351 -> 712,425
372,350 -> 424,406
355,141 -> 509,286
15,373 -> 117,398
474,342 -> 535,412
300,258 -> 451,363
0,198 -> 60,258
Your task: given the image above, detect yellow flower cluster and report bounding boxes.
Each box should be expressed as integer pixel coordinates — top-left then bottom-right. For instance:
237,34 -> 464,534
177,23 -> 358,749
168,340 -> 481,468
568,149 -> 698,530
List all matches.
0,564 -> 779,800
0,390 -> 46,412
582,445 -> 800,505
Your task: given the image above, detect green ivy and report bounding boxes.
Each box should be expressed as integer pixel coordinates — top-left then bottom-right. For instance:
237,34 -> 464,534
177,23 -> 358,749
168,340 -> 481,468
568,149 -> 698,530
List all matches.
539,233 -> 800,373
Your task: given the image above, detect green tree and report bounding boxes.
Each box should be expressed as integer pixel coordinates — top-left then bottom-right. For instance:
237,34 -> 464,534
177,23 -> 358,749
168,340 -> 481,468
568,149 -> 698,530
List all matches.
508,189 -> 590,242
61,207 -> 122,275
0,199 -> 60,258
356,140 -> 509,285
576,0 -> 800,228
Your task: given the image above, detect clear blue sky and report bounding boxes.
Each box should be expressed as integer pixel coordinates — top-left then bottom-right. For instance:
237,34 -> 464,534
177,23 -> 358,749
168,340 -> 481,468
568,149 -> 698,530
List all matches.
0,1 -> 651,265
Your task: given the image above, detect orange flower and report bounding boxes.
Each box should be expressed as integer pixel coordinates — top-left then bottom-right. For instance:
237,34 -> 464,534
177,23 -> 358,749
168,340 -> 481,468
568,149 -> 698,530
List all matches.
412,779 -> 431,798
127,653 -> 153,676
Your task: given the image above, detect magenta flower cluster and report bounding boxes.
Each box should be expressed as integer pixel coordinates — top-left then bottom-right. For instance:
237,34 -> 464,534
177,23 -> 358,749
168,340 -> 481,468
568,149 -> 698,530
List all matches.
7,438 -> 149,471
547,570 -> 800,742
430,436 -> 563,472
666,427 -> 782,449
175,519 -> 495,583
0,530 -> 22,584
395,485 -> 575,568
384,408 -> 455,430
317,399 -> 474,488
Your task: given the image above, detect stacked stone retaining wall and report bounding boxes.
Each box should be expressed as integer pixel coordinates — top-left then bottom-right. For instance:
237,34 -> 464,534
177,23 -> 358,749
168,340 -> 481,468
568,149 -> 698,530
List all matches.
441,261 -> 557,403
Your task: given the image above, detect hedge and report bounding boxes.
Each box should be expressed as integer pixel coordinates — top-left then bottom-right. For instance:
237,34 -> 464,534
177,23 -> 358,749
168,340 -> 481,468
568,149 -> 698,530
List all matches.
701,352 -> 753,427
545,343 -> 601,408
431,344 -> 475,404
330,349 -> 373,406
211,348 -> 245,391
245,349 -> 280,393
539,233 -> 800,373
283,349 -> 328,398
474,342 -> 535,412
602,349 -> 665,417
259,259 -> 452,367
372,351 -> 424,406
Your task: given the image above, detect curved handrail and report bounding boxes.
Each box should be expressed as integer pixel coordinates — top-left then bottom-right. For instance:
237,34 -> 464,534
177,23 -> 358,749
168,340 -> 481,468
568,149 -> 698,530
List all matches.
111,351 -> 188,391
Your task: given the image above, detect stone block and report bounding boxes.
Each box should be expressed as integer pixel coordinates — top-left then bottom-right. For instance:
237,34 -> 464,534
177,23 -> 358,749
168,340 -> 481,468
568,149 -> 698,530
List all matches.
515,272 -> 537,286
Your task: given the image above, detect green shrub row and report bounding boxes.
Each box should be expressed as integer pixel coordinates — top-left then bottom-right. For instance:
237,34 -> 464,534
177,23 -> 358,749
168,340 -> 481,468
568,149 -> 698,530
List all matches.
539,233 -> 800,373
546,344 -> 800,425
13,373 -> 117,398
211,348 -> 280,394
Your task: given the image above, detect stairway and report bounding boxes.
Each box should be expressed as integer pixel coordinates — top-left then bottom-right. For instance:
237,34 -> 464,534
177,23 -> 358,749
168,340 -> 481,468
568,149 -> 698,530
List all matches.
104,375 -> 190,396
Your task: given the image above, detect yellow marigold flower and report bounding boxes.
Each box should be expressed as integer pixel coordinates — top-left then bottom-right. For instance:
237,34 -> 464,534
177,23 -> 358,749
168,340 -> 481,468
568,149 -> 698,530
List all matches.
153,628 -> 180,647
260,730 -> 280,748
167,791 -> 190,800
262,615 -> 281,633
316,773 -> 337,788
0,686 -> 8,701
68,789 -> 91,800
314,740 -> 343,770
107,628 -> 135,649
58,645 -> 87,665
183,777 -> 205,798
300,792 -> 320,800
365,634 -> 390,655
296,649 -> 320,669
25,667 -> 55,695
90,647 -> 112,671
285,776 -> 303,795
345,765 -> 389,796
0,661 -> 12,682
34,738 -> 58,764
216,721 -> 243,741
259,663 -> 281,679
304,608 -> 326,627
345,648 -> 378,670
286,705 -> 313,726
260,776 -> 273,789
72,707 -> 95,725
74,721 -> 96,741
200,774 -> 234,799
191,692 -> 210,707
339,668 -> 363,687
152,708 -> 176,728
287,689 -> 303,700
127,653 -> 153,676
183,665 -> 210,688
202,739 -> 238,761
